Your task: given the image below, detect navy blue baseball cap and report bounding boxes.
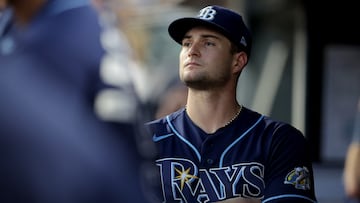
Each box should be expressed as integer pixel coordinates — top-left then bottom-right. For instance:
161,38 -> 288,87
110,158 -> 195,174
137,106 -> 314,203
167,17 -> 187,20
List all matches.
168,5 -> 252,58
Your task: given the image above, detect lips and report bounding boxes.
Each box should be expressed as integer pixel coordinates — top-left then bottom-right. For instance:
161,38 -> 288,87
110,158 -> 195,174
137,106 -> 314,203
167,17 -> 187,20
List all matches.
184,61 -> 201,68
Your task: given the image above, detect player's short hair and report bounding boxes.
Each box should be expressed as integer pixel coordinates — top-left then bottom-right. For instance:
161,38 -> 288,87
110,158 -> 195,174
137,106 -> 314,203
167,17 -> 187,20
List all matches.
168,5 -> 252,59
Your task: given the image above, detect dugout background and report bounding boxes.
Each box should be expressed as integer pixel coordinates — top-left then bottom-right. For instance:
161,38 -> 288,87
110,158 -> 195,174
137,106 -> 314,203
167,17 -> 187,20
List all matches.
99,0 -> 359,167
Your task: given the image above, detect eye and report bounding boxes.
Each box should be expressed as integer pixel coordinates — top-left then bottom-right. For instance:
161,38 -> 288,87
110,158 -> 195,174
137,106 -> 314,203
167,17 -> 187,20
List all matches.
182,40 -> 191,47
205,41 -> 215,46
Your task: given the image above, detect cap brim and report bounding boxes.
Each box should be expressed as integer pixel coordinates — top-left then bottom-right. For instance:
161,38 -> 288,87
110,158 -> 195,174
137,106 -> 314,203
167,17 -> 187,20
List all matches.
168,17 -> 230,45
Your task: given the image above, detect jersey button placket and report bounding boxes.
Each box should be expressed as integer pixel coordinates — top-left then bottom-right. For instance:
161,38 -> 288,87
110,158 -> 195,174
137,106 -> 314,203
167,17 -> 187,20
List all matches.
201,140 -> 216,167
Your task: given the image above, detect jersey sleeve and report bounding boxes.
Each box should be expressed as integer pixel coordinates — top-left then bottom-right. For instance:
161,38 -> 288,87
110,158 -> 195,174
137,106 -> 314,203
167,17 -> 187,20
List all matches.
262,124 -> 317,203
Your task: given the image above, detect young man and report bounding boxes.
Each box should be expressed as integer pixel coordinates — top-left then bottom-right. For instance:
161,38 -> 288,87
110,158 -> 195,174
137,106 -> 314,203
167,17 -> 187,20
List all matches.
146,5 -> 317,203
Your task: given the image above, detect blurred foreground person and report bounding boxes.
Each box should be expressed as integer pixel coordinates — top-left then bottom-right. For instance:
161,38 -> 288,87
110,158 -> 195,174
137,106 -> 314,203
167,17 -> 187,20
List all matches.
0,0 -> 147,202
343,98 -> 360,202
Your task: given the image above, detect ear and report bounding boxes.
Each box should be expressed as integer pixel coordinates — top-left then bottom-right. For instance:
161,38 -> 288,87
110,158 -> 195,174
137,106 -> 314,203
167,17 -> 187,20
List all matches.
232,51 -> 248,74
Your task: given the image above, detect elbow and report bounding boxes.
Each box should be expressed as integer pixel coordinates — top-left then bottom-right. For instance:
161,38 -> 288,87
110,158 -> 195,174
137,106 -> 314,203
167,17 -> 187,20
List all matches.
345,184 -> 360,199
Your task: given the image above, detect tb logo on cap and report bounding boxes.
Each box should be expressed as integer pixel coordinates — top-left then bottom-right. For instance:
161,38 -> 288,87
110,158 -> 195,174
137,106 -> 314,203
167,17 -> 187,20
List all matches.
197,6 -> 217,20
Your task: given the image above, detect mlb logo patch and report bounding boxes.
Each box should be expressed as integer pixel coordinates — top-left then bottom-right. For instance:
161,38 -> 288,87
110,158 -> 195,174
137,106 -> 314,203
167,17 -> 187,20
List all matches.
284,166 -> 311,190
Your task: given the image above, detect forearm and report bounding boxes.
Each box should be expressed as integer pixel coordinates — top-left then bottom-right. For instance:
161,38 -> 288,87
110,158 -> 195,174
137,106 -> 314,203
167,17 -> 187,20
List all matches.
344,143 -> 360,198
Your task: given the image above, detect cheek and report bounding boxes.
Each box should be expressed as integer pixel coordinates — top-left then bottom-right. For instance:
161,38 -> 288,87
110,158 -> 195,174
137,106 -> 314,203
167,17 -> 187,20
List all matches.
179,50 -> 186,64
179,51 -> 188,71
179,53 -> 185,78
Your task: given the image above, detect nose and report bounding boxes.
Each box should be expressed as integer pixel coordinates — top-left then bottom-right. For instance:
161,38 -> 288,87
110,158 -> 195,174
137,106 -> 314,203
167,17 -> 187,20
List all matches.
187,42 -> 201,57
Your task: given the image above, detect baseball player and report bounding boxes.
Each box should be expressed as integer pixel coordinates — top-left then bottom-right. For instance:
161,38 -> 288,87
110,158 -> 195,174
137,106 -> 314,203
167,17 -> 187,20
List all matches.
146,5 -> 318,203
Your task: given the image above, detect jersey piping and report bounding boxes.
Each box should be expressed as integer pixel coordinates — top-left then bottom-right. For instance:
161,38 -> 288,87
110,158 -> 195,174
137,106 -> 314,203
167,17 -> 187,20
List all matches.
262,194 -> 318,203
166,114 -> 202,161
219,115 -> 264,167
163,113 -> 265,165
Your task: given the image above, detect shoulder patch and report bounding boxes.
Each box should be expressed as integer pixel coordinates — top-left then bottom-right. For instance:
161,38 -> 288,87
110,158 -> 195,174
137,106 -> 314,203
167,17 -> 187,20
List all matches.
284,166 -> 311,190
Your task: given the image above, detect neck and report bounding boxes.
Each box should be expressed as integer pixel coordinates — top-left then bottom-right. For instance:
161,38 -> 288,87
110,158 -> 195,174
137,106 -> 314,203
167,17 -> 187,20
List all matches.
185,90 -> 241,133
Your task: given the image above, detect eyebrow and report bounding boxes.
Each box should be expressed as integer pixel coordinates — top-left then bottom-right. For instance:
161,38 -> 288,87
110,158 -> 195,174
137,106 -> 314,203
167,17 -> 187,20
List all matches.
183,33 -> 221,41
